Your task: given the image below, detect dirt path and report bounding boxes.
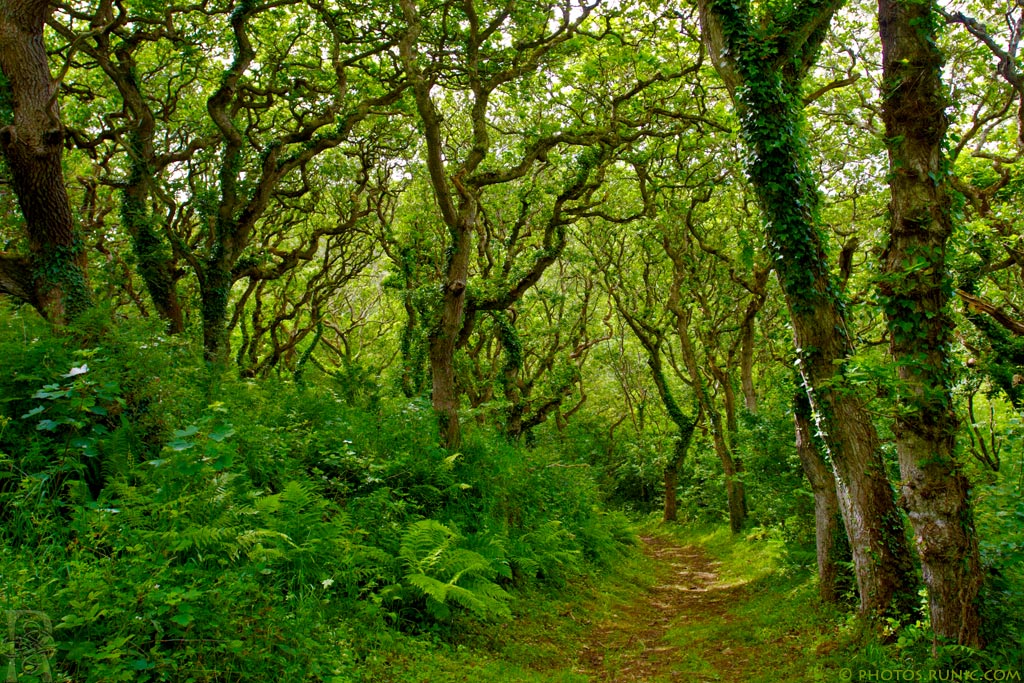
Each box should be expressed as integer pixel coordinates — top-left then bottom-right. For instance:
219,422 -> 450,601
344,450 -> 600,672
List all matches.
575,534 -> 753,682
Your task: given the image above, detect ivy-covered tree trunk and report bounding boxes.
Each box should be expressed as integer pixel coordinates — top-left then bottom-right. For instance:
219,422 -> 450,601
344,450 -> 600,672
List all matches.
201,261 -> 233,364
794,391 -> 845,604
699,0 -> 918,617
113,56 -> 184,334
0,0 -> 92,323
878,0 -> 984,645
122,147 -> 184,334
645,345 -> 697,524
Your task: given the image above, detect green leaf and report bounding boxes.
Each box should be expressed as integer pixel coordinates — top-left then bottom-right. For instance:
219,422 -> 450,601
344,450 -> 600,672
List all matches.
21,405 -> 45,418
70,436 -> 96,452
208,423 -> 236,442
174,425 -> 200,438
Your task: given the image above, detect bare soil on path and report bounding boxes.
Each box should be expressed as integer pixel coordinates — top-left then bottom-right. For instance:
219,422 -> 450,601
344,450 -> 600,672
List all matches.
574,534 -> 764,682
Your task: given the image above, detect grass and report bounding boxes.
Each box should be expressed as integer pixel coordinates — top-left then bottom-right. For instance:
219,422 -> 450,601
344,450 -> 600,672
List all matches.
651,523 -> 839,683
363,519 -> 844,682
359,566 -> 653,683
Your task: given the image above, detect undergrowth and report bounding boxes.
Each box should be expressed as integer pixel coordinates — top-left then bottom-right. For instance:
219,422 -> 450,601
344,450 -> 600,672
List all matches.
0,312 -> 634,682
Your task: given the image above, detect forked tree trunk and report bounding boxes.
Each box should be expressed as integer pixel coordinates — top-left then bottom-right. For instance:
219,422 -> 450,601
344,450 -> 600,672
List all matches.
0,0 -> 92,322
878,0 -> 984,646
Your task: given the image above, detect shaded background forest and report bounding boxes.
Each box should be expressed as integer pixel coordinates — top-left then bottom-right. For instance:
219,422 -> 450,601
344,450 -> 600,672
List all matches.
0,0 -> 1023,680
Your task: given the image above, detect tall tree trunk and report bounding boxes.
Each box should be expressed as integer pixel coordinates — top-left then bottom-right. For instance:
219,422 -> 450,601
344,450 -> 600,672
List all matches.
676,310 -> 747,533
794,391 -> 845,604
645,344 -> 697,524
0,0 -> 92,323
710,361 -> 749,532
429,218 -> 473,449
118,67 -> 184,334
659,440 -> 684,520
739,266 -> 770,413
699,0 -> 918,618
739,319 -> 758,413
878,0 -> 984,645
122,149 -> 184,334
201,262 -> 233,364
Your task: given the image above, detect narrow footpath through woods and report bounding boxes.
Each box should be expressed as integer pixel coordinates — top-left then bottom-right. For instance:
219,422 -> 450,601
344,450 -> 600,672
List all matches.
574,534 -> 807,682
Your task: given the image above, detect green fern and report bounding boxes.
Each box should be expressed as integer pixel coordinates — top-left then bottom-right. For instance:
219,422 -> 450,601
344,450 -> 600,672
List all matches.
394,520 -> 511,621
509,520 -> 581,582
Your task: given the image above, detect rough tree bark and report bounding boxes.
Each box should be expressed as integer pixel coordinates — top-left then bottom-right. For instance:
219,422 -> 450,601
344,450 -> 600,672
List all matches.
878,0 -> 984,646
794,390 -> 845,604
698,0 -> 918,617
0,0 -> 92,323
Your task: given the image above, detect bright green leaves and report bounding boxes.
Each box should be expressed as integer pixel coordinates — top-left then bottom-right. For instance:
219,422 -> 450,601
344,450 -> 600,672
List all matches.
20,363 -> 124,460
391,519 -> 512,621
154,412 -> 237,475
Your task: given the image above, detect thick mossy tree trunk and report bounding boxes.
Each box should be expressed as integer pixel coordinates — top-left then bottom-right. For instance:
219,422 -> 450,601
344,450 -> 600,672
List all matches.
117,77 -> 184,333
699,0 -> 918,617
428,216 -> 474,449
794,391 -> 846,604
0,0 -> 92,323
878,0 -> 984,646
200,261 -> 234,364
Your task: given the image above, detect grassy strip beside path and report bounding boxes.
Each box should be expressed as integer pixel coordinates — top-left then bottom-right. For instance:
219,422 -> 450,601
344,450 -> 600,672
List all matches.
366,520 -> 1023,682
370,522 -> 844,682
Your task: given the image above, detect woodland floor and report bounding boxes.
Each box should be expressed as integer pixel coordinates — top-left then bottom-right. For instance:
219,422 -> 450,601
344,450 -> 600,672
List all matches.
383,527 -> 828,682
572,534 -> 808,682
